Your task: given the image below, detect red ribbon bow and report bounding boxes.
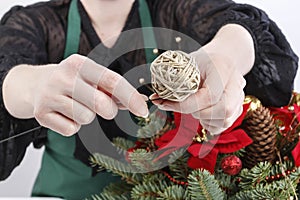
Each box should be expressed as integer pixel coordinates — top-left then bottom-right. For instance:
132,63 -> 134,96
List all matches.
155,104 -> 252,173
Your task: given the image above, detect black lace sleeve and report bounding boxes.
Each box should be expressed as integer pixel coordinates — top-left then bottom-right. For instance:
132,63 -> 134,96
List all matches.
0,6 -> 48,181
220,3 -> 298,107
155,0 -> 299,107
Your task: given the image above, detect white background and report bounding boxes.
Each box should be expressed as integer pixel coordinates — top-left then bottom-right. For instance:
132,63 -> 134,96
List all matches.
0,0 -> 299,197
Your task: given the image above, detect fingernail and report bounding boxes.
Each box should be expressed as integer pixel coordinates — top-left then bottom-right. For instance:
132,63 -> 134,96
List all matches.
141,94 -> 149,102
139,107 -> 149,118
149,94 -> 156,100
136,99 -> 149,118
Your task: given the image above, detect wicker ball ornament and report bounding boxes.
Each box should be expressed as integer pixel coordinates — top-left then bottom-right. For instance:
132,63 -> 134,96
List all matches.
150,50 -> 201,102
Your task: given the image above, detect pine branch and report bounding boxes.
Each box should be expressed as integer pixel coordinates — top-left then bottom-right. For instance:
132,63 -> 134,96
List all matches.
232,149 -> 246,158
129,149 -> 163,172
168,149 -> 190,180
157,185 -> 189,200
91,153 -> 142,185
93,182 -> 132,200
131,180 -> 169,200
238,162 -> 271,190
142,173 -> 167,184
113,137 -> 135,151
91,194 -> 129,200
234,164 -> 300,199
187,169 -> 225,200
233,179 -> 293,199
136,110 -> 166,139
214,169 -> 237,196
230,191 -> 252,200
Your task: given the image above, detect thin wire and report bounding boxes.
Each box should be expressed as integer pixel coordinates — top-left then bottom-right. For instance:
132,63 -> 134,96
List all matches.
147,97 -> 163,102
0,126 -> 42,144
0,99 -> 163,144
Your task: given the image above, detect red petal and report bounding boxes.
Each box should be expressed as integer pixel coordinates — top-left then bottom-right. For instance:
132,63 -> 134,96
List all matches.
215,129 -> 252,153
187,148 -> 219,173
270,106 -> 294,129
210,132 -> 239,144
188,143 -> 217,158
156,114 -> 199,148
292,141 -> 300,167
294,104 -> 300,122
180,114 -> 200,133
173,112 -> 182,127
188,143 -> 203,157
155,129 -> 177,148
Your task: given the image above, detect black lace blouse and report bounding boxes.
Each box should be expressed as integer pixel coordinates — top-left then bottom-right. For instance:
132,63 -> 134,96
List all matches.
0,0 -> 298,180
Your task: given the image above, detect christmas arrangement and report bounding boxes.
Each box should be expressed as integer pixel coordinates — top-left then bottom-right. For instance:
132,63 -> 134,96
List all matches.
90,51 -> 300,200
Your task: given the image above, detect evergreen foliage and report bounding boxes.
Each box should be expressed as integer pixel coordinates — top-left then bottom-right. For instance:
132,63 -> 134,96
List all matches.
89,101 -> 300,199
187,169 -> 225,200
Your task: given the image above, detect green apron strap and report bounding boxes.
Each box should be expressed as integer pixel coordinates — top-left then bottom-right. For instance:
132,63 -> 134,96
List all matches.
65,0 -> 157,62
138,0 -> 158,63
63,0 -> 81,58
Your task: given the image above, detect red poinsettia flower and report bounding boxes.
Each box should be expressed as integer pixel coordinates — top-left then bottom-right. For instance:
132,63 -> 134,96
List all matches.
294,104 -> 300,122
291,104 -> 300,166
155,104 -> 252,173
270,104 -> 299,132
292,140 -> 300,167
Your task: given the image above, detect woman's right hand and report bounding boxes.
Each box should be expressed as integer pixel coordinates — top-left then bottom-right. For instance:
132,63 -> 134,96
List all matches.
2,54 -> 149,136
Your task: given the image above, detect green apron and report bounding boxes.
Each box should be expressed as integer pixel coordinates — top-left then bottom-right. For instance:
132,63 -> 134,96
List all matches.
31,0 -> 157,199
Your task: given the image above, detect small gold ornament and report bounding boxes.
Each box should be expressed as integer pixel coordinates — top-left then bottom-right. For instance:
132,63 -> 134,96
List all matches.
193,128 -> 208,143
150,50 -> 201,102
244,95 -> 262,112
289,91 -> 300,106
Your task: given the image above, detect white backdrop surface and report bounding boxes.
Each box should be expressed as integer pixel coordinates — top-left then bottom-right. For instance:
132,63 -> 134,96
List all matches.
0,0 -> 299,197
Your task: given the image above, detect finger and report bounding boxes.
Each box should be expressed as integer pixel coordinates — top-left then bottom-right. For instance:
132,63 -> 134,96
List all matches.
50,95 -> 96,125
79,58 -> 149,117
198,120 -> 223,135
155,84 -> 218,113
199,105 -> 243,128
113,96 -> 128,110
205,126 -> 228,136
192,89 -> 244,120
72,79 -> 119,120
38,112 -> 81,137
150,93 -> 165,105
192,79 -> 244,135
154,71 -> 230,113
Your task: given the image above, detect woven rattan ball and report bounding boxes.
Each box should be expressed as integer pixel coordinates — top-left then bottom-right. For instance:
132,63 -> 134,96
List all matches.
150,50 -> 200,102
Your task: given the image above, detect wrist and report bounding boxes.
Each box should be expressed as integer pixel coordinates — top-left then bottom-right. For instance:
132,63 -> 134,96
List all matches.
2,64 -> 46,118
201,24 -> 255,75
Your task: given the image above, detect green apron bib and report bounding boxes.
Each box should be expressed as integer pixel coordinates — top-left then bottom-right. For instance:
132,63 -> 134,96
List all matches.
32,0 -> 157,199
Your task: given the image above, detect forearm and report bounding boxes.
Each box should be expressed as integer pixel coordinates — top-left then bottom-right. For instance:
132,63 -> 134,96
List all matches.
202,24 -> 255,75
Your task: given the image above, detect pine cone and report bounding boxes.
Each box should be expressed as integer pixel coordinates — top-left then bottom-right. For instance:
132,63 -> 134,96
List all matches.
242,106 -> 277,169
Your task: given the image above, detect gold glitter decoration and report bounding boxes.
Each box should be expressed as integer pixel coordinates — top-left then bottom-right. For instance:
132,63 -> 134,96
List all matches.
193,128 -> 208,143
289,91 -> 300,106
244,95 -> 262,112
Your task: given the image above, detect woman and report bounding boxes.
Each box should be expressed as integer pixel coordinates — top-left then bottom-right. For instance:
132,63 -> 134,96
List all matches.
0,0 -> 298,199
